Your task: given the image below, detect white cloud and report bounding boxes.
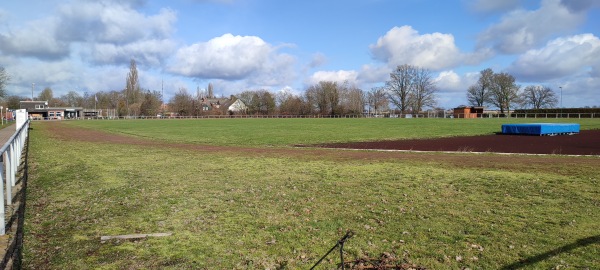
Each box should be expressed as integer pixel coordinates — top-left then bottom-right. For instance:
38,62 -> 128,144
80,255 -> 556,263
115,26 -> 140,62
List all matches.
435,71 -> 462,93
169,34 -> 295,82
0,17 -> 69,60
357,64 -> 391,85
508,34 -> 600,81
57,3 -> 176,44
4,59 -> 79,97
434,70 -> 479,93
83,39 -> 176,66
369,26 -> 463,70
0,1 -> 176,66
57,2 -> 177,66
477,0 -> 585,54
306,70 -> 359,86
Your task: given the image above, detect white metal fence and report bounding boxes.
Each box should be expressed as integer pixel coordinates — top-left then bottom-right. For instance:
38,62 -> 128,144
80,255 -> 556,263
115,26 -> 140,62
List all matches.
0,119 -> 30,235
31,112 -> 598,120
452,113 -> 598,119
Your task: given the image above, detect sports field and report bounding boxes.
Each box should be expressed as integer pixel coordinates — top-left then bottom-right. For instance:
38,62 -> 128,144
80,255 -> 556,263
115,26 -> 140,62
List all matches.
24,118 -> 600,269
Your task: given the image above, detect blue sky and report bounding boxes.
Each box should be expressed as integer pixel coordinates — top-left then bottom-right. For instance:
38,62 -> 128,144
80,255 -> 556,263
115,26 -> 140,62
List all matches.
1,0 -> 599,109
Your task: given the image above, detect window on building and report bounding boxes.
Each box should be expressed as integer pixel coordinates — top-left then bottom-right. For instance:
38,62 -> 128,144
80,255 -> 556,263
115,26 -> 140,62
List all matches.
35,105 -> 45,109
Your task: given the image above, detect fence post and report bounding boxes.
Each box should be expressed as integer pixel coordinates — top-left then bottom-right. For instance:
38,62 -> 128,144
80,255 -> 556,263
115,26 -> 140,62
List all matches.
5,148 -> 12,204
0,160 -> 4,235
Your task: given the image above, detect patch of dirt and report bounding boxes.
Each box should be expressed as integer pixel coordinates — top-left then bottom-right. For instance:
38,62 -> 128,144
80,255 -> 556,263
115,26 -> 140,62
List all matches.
38,122 -> 599,174
315,130 -> 600,156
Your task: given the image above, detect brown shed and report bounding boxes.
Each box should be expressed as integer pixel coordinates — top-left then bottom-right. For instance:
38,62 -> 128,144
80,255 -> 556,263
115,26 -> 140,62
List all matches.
453,106 -> 484,118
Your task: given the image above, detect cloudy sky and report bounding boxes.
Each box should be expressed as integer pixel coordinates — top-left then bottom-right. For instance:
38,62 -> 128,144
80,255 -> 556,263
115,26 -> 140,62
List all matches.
1,0 -> 599,108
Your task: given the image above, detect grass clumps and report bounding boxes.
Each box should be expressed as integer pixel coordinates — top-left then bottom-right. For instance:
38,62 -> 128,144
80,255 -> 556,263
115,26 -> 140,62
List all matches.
23,121 -> 600,269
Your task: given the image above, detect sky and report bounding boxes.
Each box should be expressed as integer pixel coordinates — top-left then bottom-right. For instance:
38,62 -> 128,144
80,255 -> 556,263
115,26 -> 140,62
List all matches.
1,0 -> 599,109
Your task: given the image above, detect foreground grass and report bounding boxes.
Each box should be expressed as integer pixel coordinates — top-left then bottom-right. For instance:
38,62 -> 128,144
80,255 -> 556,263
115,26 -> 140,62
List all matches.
64,118 -> 600,147
23,122 -> 599,269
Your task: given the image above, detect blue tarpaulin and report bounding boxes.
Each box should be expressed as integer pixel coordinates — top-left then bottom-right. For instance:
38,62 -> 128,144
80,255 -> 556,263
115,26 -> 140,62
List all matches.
501,123 -> 580,135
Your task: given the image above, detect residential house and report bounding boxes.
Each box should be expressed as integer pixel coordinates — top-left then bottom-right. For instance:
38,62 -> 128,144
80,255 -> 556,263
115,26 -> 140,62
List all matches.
200,95 -> 247,115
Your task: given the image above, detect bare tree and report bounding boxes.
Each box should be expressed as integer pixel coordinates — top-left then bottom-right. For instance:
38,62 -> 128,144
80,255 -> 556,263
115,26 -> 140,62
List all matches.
169,88 -> 194,116
410,67 -> 437,113
489,72 -> 521,114
386,64 -> 415,113
4,95 -> 23,110
341,85 -> 365,115
521,85 -> 558,109
237,90 -> 256,114
238,90 -> 275,115
467,68 -> 494,106
305,84 -> 326,115
125,59 -> 142,116
207,83 -> 214,98
38,87 -> 54,102
367,87 -> 389,115
60,91 -> 84,107
305,81 -> 341,116
324,81 -> 340,116
140,90 -> 163,116
0,67 -> 10,99
276,89 -> 307,115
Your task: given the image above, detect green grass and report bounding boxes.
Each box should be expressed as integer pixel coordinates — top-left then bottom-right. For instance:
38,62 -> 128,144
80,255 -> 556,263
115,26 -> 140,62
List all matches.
23,120 -> 600,269
64,118 -> 600,147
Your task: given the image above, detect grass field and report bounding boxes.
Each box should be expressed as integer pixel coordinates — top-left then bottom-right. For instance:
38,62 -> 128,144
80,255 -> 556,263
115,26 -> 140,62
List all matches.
23,118 -> 600,269
64,117 -> 600,146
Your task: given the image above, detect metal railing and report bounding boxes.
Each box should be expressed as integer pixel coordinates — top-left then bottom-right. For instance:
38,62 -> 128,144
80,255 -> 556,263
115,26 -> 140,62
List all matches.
452,113 -> 598,119
0,120 -> 30,235
28,112 -> 600,120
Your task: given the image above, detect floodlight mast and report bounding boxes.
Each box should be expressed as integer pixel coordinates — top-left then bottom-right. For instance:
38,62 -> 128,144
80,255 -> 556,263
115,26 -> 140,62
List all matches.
559,86 -> 563,118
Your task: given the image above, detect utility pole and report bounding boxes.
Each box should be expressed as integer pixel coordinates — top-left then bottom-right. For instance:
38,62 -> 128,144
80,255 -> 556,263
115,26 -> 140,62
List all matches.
31,83 -> 35,100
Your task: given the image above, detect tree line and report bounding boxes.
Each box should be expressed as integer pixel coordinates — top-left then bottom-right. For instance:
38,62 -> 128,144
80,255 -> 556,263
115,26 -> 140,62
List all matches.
0,62 -> 569,116
169,64 -> 437,116
467,68 -> 559,112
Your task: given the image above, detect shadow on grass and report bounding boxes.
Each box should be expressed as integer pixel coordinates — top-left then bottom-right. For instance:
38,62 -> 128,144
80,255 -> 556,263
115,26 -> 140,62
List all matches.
500,235 -> 600,270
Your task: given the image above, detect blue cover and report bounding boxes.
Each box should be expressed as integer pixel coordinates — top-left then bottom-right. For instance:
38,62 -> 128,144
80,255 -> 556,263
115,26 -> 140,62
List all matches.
501,123 -> 580,135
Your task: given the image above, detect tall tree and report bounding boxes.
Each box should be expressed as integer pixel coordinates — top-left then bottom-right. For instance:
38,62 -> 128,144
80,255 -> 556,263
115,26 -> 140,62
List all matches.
4,95 -> 23,110
277,90 -> 307,115
342,84 -> 365,115
0,67 -> 9,99
257,90 -> 276,115
409,67 -> 437,113
324,81 -> 340,116
38,87 -> 54,102
60,91 -> 84,107
207,83 -> 214,98
169,88 -> 194,116
125,59 -> 142,116
305,81 -> 340,116
467,68 -> 494,107
521,85 -> 558,109
238,90 -> 275,115
386,64 -> 416,113
367,87 -> 389,115
237,90 -> 257,114
140,90 -> 163,116
489,72 -> 521,114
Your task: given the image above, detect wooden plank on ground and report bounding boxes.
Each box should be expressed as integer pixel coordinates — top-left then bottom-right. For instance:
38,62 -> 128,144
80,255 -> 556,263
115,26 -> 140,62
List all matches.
100,232 -> 172,242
